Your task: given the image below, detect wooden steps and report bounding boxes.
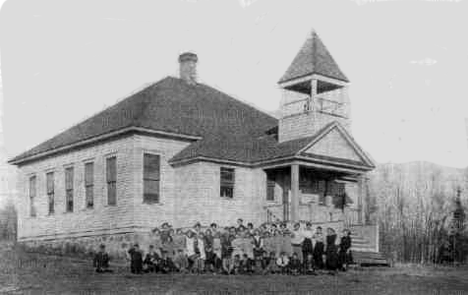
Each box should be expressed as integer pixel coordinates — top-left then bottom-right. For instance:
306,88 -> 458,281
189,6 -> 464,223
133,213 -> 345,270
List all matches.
352,251 -> 390,267
349,229 -> 390,266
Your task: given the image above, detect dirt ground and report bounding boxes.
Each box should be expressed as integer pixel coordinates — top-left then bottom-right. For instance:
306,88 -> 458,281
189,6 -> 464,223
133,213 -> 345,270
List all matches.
1,242 -> 468,294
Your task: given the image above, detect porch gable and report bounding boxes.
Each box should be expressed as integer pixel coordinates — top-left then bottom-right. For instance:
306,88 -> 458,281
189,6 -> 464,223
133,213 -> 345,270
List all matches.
298,122 -> 375,169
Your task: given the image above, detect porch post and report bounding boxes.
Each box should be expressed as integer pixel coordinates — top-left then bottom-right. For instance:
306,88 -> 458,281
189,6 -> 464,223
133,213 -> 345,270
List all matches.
357,175 -> 364,225
291,164 -> 300,222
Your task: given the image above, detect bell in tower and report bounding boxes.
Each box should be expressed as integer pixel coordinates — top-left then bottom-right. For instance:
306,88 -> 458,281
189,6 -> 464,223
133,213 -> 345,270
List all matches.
278,30 -> 351,143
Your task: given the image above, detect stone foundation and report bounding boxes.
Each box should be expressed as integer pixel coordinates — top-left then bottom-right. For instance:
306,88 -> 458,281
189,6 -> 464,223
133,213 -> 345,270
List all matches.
19,231 -> 155,262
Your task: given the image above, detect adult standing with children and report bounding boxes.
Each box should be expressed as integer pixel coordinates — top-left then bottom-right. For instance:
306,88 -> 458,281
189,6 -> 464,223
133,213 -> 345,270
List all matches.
291,222 -> 305,262
302,222 -> 314,263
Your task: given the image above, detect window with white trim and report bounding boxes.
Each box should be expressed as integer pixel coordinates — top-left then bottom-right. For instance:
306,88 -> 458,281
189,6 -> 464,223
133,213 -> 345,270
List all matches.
143,153 -> 160,203
65,167 -> 74,212
84,162 -> 94,208
266,173 -> 275,201
46,172 -> 54,214
29,175 -> 37,217
106,157 -> 117,205
220,167 -> 235,199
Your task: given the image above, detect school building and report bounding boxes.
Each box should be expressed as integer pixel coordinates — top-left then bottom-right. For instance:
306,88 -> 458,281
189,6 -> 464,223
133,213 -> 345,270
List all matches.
9,30 -> 383,261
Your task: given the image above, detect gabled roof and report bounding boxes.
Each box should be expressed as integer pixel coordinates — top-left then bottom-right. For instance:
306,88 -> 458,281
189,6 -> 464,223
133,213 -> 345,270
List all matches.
279,31 -> 349,84
297,122 -> 375,168
9,77 -> 278,165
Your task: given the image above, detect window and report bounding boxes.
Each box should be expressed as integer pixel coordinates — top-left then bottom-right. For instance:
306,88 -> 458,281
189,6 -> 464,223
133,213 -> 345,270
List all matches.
220,167 -> 235,198
332,182 -> 347,209
266,173 -> 275,201
106,157 -> 117,205
65,167 -> 74,212
84,162 -> 94,208
318,180 -> 326,205
143,154 -> 160,203
46,172 -> 54,214
29,176 -> 36,217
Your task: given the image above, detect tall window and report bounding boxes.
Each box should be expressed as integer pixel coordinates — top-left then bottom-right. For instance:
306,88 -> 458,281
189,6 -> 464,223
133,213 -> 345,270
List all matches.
106,157 -> 117,205
65,167 -> 74,212
84,162 -> 94,208
143,154 -> 160,203
46,172 -> 54,214
29,175 -> 36,217
318,180 -> 327,205
266,173 -> 275,201
220,167 -> 235,198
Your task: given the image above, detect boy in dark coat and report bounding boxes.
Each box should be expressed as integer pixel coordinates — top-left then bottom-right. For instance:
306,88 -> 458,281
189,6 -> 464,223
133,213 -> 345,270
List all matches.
325,228 -> 339,274
93,244 -> 112,273
128,243 -> 143,274
338,229 -> 353,271
313,226 -> 325,269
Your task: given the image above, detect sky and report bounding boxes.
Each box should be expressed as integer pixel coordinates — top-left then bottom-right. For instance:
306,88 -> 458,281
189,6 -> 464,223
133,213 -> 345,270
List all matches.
0,0 -> 468,168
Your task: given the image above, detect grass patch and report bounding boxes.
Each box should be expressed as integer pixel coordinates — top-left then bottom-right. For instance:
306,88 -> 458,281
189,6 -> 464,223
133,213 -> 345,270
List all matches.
1,242 -> 468,294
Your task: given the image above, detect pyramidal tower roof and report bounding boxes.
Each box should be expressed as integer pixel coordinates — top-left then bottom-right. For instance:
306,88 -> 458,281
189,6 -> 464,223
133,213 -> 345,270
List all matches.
279,30 -> 349,84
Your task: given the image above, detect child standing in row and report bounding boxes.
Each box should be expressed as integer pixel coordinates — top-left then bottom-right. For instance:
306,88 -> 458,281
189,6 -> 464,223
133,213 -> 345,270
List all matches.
93,244 -> 112,273
128,243 -> 143,274
313,226 -> 325,269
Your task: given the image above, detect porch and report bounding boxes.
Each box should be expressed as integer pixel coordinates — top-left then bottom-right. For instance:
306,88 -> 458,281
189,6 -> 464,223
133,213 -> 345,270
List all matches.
262,163 -> 380,253
263,164 -> 365,226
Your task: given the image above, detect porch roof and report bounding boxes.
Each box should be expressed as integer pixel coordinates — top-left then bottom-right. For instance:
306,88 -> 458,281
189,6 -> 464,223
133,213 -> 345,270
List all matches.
170,121 -> 375,174
252,121 -> 375,171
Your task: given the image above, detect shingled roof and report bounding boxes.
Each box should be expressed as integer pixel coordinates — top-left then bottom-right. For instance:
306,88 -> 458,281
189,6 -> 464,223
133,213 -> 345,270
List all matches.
10,75 -> 373,170
279,31 -> 349,84
9,77 -> 279,165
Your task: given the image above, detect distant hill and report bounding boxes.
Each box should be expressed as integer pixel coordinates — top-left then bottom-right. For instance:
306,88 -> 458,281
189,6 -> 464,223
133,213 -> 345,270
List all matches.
365,160 -> 467,227
369,161 -> 466,195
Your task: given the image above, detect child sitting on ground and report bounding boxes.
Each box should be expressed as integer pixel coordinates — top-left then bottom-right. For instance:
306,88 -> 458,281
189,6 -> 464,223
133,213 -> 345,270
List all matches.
159,250 -> 176,274
143,245 -> 160,273
232,254 -> 241,275
303,253 -> 317,275
289,252 -> 302,275
240,253 -> 253,274
263,251 -> 279,274
276,251 -> 290,274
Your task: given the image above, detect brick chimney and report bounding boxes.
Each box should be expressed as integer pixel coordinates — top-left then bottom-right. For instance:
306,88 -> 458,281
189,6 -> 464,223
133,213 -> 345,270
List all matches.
178,52 -> 198,85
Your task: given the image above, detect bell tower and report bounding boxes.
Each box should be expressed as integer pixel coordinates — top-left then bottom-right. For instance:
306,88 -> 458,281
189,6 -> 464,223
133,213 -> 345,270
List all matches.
278,30 -> 351,143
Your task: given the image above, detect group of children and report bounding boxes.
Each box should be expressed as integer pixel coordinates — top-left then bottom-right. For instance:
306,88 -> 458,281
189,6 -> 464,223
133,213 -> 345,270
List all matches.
94,219 -> 353,275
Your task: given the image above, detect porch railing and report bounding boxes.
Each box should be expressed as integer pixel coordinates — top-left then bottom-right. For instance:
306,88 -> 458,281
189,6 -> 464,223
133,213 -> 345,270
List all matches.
264,206 -> 282,223
344,208 -> 361,228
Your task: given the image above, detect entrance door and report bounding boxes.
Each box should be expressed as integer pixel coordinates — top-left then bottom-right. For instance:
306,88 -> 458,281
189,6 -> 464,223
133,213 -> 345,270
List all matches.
282,189 -> 290,222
